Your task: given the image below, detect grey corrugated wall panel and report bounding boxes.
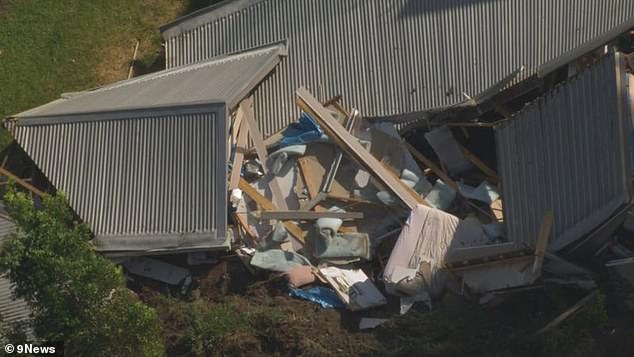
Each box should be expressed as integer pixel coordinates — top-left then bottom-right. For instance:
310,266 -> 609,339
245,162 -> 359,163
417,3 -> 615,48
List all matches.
0,274 -> 30,326
0,214 -> 31,327
161,0 -> 634,138
495,53 -> 632,251
13,108 -> 229,253
15,44 -> 284,120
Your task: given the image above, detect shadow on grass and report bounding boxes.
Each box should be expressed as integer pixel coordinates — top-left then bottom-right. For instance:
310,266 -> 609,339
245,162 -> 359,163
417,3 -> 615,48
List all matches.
184,0 -> 225,15
366,286 -> 634,357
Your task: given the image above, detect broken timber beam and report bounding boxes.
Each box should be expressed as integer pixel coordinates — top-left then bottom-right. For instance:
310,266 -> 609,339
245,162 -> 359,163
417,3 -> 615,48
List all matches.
405,142 -> 458,190
238,178 -> 305,243
533,211 -> 554,274
229,111 -> 249,190
534,290 -> 599,336
296,87 -> 426,210
256,210 -> 364,220
239,97 -> 288,210
233,212 -> 259,245
460,146 -> 499,184
0,167 -> 45,197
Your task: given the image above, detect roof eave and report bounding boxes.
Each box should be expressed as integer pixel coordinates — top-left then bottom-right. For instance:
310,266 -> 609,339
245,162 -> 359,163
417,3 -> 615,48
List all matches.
160,0 -> 265,40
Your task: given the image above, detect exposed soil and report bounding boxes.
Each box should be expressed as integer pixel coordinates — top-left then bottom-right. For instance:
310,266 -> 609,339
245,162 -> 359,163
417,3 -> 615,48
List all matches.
134,255 -> 634,357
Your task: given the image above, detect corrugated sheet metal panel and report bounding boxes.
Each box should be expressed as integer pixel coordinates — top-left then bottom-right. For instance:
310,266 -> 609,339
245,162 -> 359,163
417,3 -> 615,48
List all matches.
495,53 -> 632,251
0,214 -> 31,326
13,108 -> 229,253
0,274 -> 30,325
162,0 -> 634,137
15,44 -> 284,120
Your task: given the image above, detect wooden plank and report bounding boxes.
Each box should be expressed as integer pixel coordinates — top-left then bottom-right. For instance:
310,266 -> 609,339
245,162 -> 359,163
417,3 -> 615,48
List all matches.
229,113 -> 249,190
296,87 -> 426,210
233,212 -> 258,245
406,142 -> 497,220
127,40 -> 140,80
533,210 -> 554,273
238,178 -> 305,243
447,255 -> 533,272
322,94 -> 342,107
0,167 -> 45,197
231,110 -> 243,144
490,199 -> 504,221
246,96 -> 345,155
257,210 -> 364,220
461,146 -> 498,184
405,142 -> 458,190
239,98 -> 288,210
534,290 -> 599,336
297,157 -> 319,199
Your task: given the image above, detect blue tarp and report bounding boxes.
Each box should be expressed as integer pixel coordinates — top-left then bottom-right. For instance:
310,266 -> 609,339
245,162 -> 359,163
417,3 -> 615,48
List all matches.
289,286 -> 345,309
279,112 -> 324,147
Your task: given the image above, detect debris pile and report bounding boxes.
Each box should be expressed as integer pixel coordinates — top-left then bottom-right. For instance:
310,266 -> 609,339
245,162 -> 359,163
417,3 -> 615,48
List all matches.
223,87 -> 550,316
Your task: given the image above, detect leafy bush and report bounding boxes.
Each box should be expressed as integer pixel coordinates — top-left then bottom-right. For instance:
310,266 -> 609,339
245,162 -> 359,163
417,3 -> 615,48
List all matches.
0,189 -> 164,356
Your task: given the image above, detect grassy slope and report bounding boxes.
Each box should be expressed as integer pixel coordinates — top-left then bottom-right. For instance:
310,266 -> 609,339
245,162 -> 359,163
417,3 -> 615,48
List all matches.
0,0 -> 218,149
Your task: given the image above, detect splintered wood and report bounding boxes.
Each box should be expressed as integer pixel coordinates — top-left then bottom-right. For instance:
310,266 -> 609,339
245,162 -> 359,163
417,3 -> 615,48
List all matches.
238,178 -> 305,244
239,97 -> 288,210
296,87 -> 427,210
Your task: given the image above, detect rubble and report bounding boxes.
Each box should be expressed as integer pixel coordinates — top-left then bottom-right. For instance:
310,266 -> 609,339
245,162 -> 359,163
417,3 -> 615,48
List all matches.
2,5 -> 634,339
216,49 -> 634,317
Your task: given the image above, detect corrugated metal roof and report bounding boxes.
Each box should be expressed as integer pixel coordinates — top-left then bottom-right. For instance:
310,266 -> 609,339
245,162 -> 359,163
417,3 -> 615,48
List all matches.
7,45 -> 285,255
14,110 -> 228,254
0,213 -> 31,328
160,0 -> 634,137
14,43 -> 286,121
495,52 -> 632,251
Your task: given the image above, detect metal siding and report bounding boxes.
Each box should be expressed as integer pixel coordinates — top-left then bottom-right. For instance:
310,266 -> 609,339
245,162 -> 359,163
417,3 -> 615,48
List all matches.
13,111 -> 228,252
163,0 -> 634,137
0,214 -> 31,327
495,53 -> 631,251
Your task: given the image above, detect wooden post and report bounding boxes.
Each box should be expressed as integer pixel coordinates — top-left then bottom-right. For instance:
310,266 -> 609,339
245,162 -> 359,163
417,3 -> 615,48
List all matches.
239,97 -> 288,210
533,210 -> 554,274
0,167 -> 45,197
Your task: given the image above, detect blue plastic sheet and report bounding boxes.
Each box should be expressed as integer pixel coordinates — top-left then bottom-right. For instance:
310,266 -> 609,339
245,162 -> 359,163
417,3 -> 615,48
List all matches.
289,286 -> 345,309
279,112 -> 324,147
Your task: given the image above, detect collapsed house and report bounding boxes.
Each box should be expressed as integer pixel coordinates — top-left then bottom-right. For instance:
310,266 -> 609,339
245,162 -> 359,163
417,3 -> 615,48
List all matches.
160,0 -> 634,135
1,0 -> 634,312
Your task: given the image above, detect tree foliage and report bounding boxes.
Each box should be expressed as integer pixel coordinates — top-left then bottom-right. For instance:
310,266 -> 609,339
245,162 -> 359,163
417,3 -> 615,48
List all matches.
0,189 -> 164,356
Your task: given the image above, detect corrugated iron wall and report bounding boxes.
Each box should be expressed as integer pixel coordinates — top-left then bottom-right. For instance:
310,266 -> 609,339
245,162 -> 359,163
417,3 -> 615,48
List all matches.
0,214 -> 31,327
163,0 -> 634,137
13,112 -> 226,245
495,53 -> 632,251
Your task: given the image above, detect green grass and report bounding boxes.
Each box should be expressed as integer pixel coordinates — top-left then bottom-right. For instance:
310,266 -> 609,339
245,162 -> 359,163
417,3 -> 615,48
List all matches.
0,0 -> 221,149
148,294 -> 287,356
371,288 -> 619,357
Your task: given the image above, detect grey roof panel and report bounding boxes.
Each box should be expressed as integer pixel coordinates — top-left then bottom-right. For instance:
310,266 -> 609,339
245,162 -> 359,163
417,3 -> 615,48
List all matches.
14,44 -> 285,120
13,108 -> 229,254
7,45 -> 285,254
495,52 -> 632,251
161,0 -> 634,137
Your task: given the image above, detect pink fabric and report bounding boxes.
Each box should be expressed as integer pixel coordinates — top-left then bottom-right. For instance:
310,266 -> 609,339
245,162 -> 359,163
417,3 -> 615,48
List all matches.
286,265 -> 315,287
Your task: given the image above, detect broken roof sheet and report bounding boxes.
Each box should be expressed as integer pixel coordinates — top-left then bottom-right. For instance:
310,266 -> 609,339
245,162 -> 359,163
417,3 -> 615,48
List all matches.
495,52 -> 633,252
160,0 -> 634,137
14,43 -> 286,122
7,45 -> 286,255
